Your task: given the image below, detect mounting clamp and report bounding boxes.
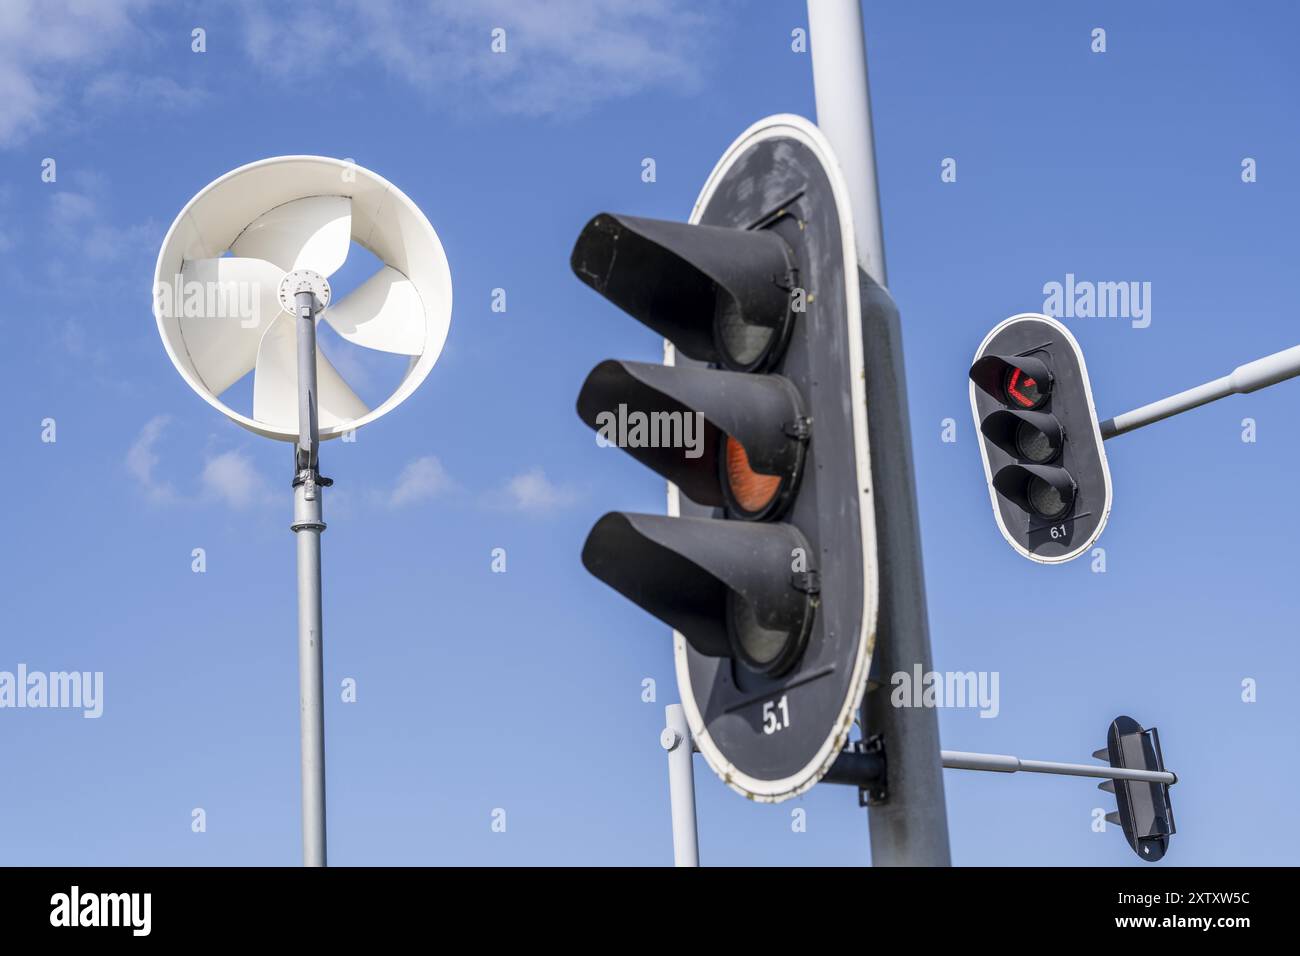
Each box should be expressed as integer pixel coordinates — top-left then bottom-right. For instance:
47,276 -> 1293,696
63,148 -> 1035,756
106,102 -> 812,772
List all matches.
823,734 -> 887,806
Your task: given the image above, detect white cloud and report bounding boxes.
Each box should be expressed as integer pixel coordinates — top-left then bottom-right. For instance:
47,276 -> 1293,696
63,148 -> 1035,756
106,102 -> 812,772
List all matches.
45,186 -> 160,275
40,188 -> 160,363
0,186 -> 11,252
125,414 -> 176,503
0,57 -> 41,146
200,450 -> 273,510
49,188 -> 156,258
83,218 -> 159,263
57,318 -> 109,366
503,466 -> 578,513
126,417 -> 274,510
236,0 -> 715,117
0,0 -> 159,146
82,72 -> 208,112
32,186 -> 157,377
386,455 -> 453,507
49,190 -> 96,226
46,187 -> 158,264
0,0 -> 712,144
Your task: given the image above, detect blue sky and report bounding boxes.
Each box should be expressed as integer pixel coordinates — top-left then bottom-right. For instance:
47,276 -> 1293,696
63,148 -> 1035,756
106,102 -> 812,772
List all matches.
0,0 -> 1296,866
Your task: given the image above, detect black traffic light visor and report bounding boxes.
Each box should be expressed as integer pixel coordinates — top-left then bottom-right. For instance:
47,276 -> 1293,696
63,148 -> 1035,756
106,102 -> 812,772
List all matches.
576,359 -> 807,510
570,213 -> 796,371
991,462 -> 1076,519
581,512 -> 815,664
980,409 -> 1064,463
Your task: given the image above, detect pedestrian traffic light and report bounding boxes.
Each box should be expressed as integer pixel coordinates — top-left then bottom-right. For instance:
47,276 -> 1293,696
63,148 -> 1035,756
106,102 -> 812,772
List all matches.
969,313 -> 1112,563
1095,715 -> 1176,862
574,114 -> 880,802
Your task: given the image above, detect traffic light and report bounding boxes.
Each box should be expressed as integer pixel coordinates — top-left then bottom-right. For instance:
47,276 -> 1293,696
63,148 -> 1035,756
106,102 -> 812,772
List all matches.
573,114 -> 880,802
1095,715 -> 1176,862
968,313 -> 1112,563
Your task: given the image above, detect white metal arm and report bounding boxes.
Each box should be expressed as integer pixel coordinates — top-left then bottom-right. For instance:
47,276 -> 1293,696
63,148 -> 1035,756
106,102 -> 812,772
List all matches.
1101,343 -> 1300,438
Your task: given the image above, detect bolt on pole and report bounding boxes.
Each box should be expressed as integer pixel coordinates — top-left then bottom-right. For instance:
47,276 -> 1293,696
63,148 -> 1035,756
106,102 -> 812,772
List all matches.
807,0 -> 951,867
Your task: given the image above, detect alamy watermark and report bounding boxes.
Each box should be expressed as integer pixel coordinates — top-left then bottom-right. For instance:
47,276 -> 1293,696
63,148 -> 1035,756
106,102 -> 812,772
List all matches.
1043,273 -> 1151,329
50,886 -> 150,936
152,275 -> 263,329
891,665 -> 999,718
594,404 -> 705,459
0,664 -> 103,718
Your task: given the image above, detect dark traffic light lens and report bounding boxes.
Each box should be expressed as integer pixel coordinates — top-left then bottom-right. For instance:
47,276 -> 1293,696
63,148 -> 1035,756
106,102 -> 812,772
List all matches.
1015,419 -> 1057,463
1003,365 -> 1048,410
1027,475 -> 1072,518
715,287 -> 776,369
727,589 -> 811,677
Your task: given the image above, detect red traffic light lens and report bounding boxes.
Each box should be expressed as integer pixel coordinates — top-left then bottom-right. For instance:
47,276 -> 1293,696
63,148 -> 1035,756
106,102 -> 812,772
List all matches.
724,436 -> 783,517
1003,365 -> 1048,409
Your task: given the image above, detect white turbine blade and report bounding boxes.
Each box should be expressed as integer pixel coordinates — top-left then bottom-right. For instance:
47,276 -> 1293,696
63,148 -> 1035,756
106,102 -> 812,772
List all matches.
315,346 -> 371,428
230,196 -> 352,276
253,314 -> 370,431
323,266 -> 425,355
252,315 -> 298,429
177,257 -> 286,394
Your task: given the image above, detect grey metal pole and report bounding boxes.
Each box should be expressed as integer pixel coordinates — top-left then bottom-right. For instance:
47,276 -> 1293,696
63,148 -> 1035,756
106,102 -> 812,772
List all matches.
1100,343 -> 1300,438
292,288 -> 328,867
941,751 -> 1177,785
807,0 -> 952,866
807,0 -> 886,285
661,703 -> 700,867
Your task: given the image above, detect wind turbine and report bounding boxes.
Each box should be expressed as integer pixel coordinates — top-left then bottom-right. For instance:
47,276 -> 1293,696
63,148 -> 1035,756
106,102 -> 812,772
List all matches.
152,156 -> 452,865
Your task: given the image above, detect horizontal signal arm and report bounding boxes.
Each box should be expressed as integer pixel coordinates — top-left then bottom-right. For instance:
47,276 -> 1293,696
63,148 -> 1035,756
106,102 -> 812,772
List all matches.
941,751 -> 1176,785
1100,343 -> 1300,439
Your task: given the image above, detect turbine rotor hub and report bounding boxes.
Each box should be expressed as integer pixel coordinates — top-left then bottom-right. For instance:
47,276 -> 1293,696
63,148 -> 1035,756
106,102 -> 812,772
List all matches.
279,269 -> 332,315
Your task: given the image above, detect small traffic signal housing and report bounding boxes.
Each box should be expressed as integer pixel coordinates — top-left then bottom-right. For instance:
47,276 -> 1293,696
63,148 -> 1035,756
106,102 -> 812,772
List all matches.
969,313 -> 1112,563
1096,715 -> 1176,862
